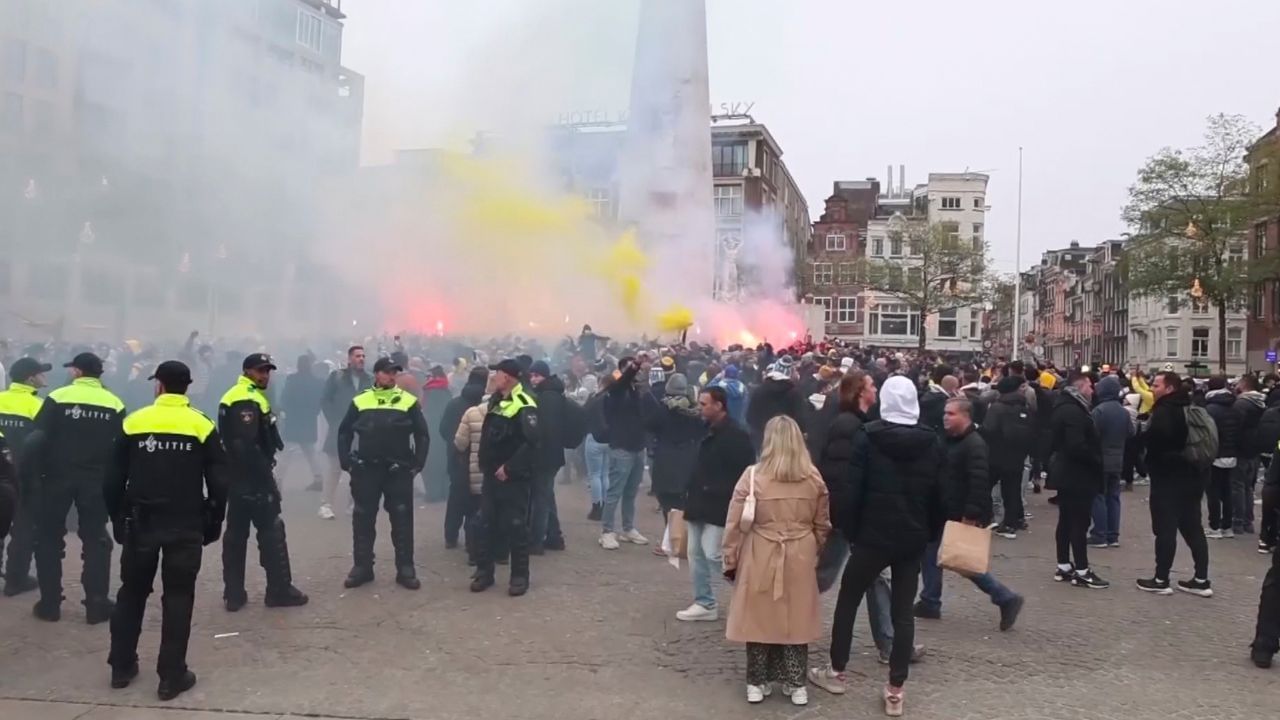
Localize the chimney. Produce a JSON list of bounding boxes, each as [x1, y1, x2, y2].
[[899, 165, 905, 197], [886, 164, 893, 197]]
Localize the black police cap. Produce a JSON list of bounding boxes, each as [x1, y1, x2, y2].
[[242, 353, 277, 372], [488, 358, 522, 378], [149, 360, 193, 388], [63, 352, 104, 376], [372, 357, 403, 374], [8, 357, 52, 383]]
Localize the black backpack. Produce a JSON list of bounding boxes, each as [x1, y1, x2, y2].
[[561, 400, 588, 449]]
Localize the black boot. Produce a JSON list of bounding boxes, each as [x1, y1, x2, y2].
[[470, 572, 495, 593], [508, 576, 529, 597], [3, 575, 38, 597], [264, 586, 309, 608], [395, 567, 421, 590], [157, 670, 197, 701], [262, 517, 307, 607], [588, 503, 602, 521], [111, 662, 139, 689], [344, 566, 374, 589], [85, 597, 115, 625], [224, 593, 248, 612], [33, 597, 61, 622]]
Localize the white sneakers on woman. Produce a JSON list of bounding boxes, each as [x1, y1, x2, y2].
[[745, 683, 807, 706]]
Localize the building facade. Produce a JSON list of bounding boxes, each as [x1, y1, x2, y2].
[[803, 180, 878, 337], [1127, 292, 1247, 377], [1246, 107, 1280, 369], [0, 0, 363, 339]]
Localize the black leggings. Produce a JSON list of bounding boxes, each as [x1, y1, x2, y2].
[[1055, 490, 1093, 569], [826, 545, 919, 687]]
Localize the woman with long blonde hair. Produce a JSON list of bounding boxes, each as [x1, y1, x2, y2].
[[722, 415, 831, 707]]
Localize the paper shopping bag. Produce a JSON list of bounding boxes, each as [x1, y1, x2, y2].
[[937, 521, 991, 577], [667, 510, 688, 560]]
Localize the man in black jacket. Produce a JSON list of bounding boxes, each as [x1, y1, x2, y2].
[[1203, 375, 1240, 538], [440, 367, 488, 550], [915, 398, 1024, 630], [676, 386, 755, 622], [1048, 371, 1108, 589], [983, 375, 1036, 538], [319, 346, 371, 520], [1253, 482, 1280, 667], [1138, 371, 1212, 597], [1232, 374, 1267, 536], [599, 358, 653, 549], [527, 361, 567, 554], [746, 355, 806, 451]]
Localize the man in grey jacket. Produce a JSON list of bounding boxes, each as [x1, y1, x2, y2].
[[1089, 375, 1133, 548]]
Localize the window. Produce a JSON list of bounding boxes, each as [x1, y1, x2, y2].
[[1, 92, 22, 133], [826, 234, 846, 251], [973, 196, 983, 209], [1192, 296, 1210, 315], [1192, 328, 1209, 358], [30, 47, 56, 88], [1273, 281, 1280, 324], [972, 223, 984, 250], [1252, 284, 1264, 318], [587, 188, 610, 218], [1228, 327, 1243, 359], [812, 297, 832, 323], [1166, 295, 1179, 315], [1165, 327, 1179, 358], [1256, 223, 1268, 259], [837, 262, 855, 285], [837, 297, 859, 323], [870, 236, 883, 256], [869, 303, 920, 336], [941, 221, 960, 245], [1, 39, 25, 85], [813, 263, 833, 285], [940, 196, 961, 210], [713, 185, 743, 216], [296, 11, 323, 52], [889, 235, 903, 257], [937, 308, 958, 338], [712, 143, 748, 176], [969, 317, 979, 339], [1229, 243, 1244, 269]]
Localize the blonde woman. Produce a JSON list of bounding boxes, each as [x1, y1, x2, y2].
[[722, 415, 831, 707]]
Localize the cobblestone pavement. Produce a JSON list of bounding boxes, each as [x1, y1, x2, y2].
[[1, 468, 1275, 720]]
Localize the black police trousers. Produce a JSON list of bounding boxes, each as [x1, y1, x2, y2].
[[474, 475, 530, 581], [109, 524, 203, 681], [222, 489, 294, 602], [444, 469, 471, 546], [350, 464, 415, 571], [35, 476, 112, 607], [3, 496, 36, 584]]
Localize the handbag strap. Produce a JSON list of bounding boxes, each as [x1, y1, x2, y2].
[[747, 465, 756, 499]]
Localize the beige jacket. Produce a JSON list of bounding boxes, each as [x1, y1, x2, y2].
[[452, 398, 488, 495], [722, 464, 831, 646]]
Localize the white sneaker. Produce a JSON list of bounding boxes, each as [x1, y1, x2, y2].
[[318, 504, 336, 520], [675, 603, 718, 622], [1221, 528, 1235, 539], [746, 684, 772, 704], [785, 686, 808, 706], [1206, 528, 1222, 539], [599, 532, 620, 550], [619, 528, 649, 545]]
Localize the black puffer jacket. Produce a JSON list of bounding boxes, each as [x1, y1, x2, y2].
[[1233, 391, 1267, 459], [943, 427, 992, 524], [1255, 391, 1280, 457], [644, 394, 705, 496], [981, 390, 1035, 472], [1146, 390, 1195, 484], [1203, 389, 1239, 459], [918, 386, 949, 434], [746, 378, 807, 446], [531, 375, 569, 472], [843, 420, 946, 555], [1047, 389, 1102, 494], [816, 409, 867, 533]]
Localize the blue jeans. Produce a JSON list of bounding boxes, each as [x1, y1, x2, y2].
[[686, 521, 724, 608], [1089, 472, 1122, 544], [866, 570, 894, 653], [603, 448, 643, 534], [529, 468, 562, 547], [584, 436, 610, 505], [919, 540, 1018, 611]]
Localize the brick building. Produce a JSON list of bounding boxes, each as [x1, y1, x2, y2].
[[1246, 107, 1280, 369], [802, 180, 879, 337]]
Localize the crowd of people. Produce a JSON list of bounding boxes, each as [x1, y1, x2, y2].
[[1, 327, 1278, 714]]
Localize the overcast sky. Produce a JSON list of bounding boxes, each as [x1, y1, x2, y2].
[[342, 0, 1280, 275]]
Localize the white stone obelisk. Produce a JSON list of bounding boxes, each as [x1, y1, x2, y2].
[[617, 0, 715, 300]]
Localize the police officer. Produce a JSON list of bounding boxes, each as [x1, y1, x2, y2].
[[0, 432, 14, 547], [28, 352, 124, 623], [337, 356, 430, 590], [105, 361, 228, 701], [219, 353, 307, 611], [471, 358, 539, 597], [0, 357, 50, 596]]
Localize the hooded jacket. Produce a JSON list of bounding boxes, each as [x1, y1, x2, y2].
[[531, 375, 569, 472], [842, 377, 945, 553], [1255, 390, 1280, 457], [1145, 389, 1194, 484], [746, 377, 807, 446], [1091, 375, 1134, 475], [816, 407, 867, 532], [1232, 390, 1266, 459], [918, 384, 949, 434], [1047, 387, 1103, 494], [1204, 388, 1240, 460], [644, 376, 704, 496], [441, 378, 487, 487], [981, 387, 1035, 472]]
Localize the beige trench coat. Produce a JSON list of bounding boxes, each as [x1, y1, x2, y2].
[[722, 464, 831, 645]]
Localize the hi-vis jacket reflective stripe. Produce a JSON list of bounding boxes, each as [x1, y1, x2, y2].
[[0, 382, 45, 453], [218, 375, 281, 489], [338, 386, 430, 469], [478, 383, 540, 479], [105, 394, 228, 523], [31, 377, 125, 482]]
